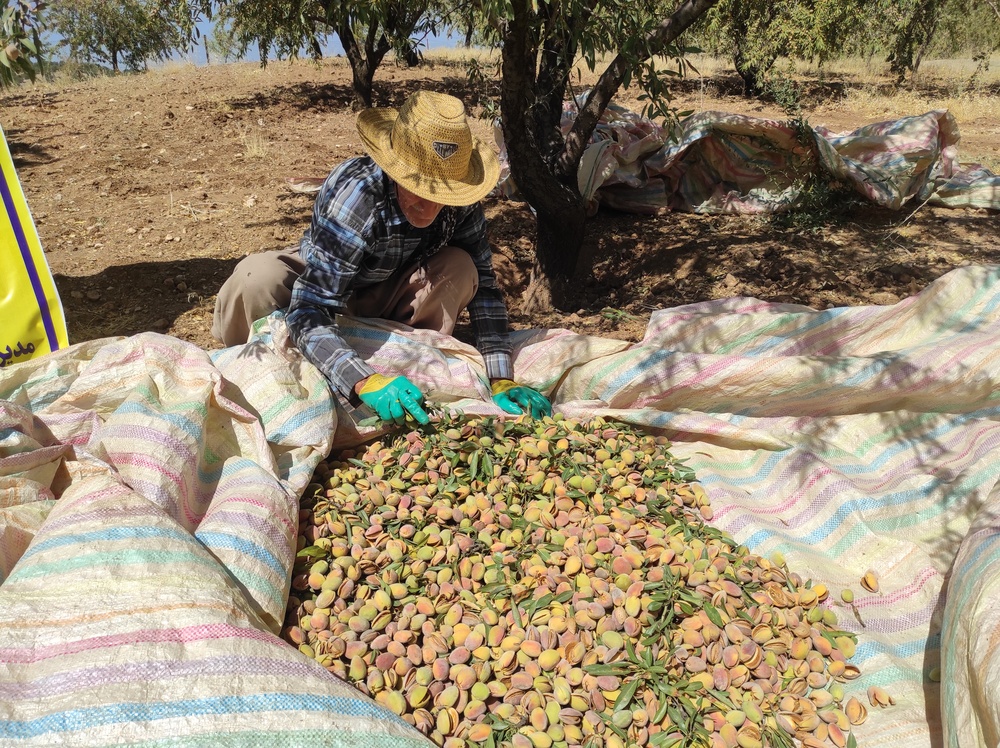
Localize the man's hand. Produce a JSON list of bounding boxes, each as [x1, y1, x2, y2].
[[357, 374, 430, 425], [490, 379, 552, 419]]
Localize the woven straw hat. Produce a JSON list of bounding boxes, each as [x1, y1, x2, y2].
[[357, 91, 500, 206]]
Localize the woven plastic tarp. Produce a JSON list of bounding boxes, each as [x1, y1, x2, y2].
[[494, 104, 1000, 215], [0, 327, 432, 747], [5, 265, 1000, 747]]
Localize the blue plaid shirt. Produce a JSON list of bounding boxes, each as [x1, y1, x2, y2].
[[286, 156, 514, 398]]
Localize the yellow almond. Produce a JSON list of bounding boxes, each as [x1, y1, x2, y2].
[[467, 723, 492, 743], [860, 571, 879, 593]]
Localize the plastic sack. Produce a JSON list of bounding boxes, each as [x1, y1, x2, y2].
[[1, 124, 68, 368]]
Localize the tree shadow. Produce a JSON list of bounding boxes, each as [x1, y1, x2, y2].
[[214, 57, 1000, 119], [53, 257, 241, 347], [672, 72, 753, 99], [222, 80, 358, 112], [211, 71, 492, 116], [486, 185, 1000, 324], [2, 126, 59, 169]]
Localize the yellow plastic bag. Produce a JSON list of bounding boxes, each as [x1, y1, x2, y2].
[[1, 124, 68, 368]]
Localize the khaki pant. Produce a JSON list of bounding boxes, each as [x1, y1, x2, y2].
[[212, 246, 479, 347]]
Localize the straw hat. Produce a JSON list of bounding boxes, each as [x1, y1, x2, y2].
[[357, 91, 500, 206]]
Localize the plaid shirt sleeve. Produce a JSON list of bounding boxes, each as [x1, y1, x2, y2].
[[450, 205, 514, 381], [285, 161, 379, 398]]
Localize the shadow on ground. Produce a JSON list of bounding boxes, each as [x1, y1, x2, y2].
[[55, 257, 241, 344]]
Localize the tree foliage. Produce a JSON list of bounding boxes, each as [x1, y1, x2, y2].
[[696, 0, 866, 95], [48, 0, 187, 73], [885, 0, 943, 81], [885, 0, 1000, 82], [932, 0, 1000, 57], [693, 0, 1000, 92], [180, 0, 437, 108], [1, 0, 44, 88]]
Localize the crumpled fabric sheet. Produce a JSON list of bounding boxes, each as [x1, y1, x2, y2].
[[0, 328, 432, 747], [5, 265, 1000, 747], [494, 102, 1000, 215]]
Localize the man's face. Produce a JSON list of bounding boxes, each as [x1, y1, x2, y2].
[[396, 185, 444, 228]]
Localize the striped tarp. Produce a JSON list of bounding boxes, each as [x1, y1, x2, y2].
[[5, 265, 1000, 746], [0, 329, 432, 747], [494, 105, 1000, 216]]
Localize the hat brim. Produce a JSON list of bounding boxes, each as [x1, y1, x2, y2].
[[357, 107, 500, 207]]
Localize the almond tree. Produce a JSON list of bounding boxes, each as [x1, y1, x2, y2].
[[49, 0, 186, 73], [695, 0, 868, 96], [183, 0, 434, 108], [695, 0, 999, 93], [486, 0, 720, 310], [887, 0, 1000, 82]]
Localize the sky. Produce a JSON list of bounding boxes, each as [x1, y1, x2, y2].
[[39, 16, 464, 68], [172, 19, 462, 66]]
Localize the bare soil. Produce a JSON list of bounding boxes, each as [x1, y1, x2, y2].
[[3, 58, 998, 349]]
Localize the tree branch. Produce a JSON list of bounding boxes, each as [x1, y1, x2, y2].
[[338, 21, 360, 67], [984, 0, 1000, 24], [558, 0, 720, 175]]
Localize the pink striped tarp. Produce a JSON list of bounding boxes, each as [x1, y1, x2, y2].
[[5, 265, 1000, 746], [494, 103, 1000, 216], [330, 264, 1000, 748], [0, 329, 432, 747]]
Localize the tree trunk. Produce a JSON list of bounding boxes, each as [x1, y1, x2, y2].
[[337, 24, 374, 109], [501, 0, 588, 312], [350, 61, 374, 109], [734, 58, 766, 96], [398, 43, 420, 67], [888, 0, 941, 85], [522, 198, 587, 313], [504, 131, 588, 312], [499, 0, 721, 310], [911, 17, 939, 82], [733, 42, 767, 96]]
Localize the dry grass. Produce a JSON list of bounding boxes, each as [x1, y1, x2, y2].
[[29, 57, 299, 98], [235, 123, 271, 160], [27, 50, 999, 115], [424, 46, 497, 65], [790, 55, 1000, 122], [13, 51, 997, 170], [793, 55, 1000, 87], [841, 84, 1000, 121]]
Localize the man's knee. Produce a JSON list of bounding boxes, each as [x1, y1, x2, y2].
[[213, 249, 301, 345], [234, 252, 285, 290], [428, 246, 478, 300]]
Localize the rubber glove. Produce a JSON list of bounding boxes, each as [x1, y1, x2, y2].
[[358, 374, 430, 426], [491, 379, 552, 419]]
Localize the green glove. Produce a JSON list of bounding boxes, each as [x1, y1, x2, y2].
[[358, 374, 430, 426], [491, 379, 552, 419]]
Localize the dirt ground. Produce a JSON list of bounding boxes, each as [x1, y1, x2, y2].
[[2, 57, 998, 350]]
